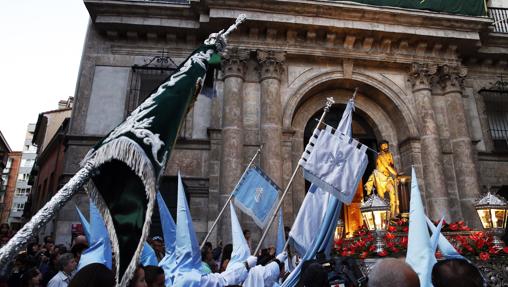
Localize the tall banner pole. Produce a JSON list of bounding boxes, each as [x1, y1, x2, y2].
[[0, 161, 95, 265], [254, 97, 335, 255], [200, 145, 263, 249]]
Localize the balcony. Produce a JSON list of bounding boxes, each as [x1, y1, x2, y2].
[[489, 7, 508, 33]]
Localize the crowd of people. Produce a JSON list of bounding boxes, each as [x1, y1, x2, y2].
[[0, 222, 488, 287]]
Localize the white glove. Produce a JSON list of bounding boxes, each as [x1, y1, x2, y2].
[[276, 252, 287, 262], [246, 256, 257, 268]]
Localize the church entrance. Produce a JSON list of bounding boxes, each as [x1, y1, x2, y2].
[[303, 104, 379, 237]]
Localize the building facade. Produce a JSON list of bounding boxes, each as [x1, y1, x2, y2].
[[28, 98, 77, 244], [7, 124, 37, 229], [1, 152, 21, 224], [55, 0, 508, 245], [0, 131, 11, 190]]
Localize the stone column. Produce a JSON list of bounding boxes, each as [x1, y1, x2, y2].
[[219, 49, 248, 242], [438, 65, 481, 226], [257, 50, 285, 247], [257, 50, 285, 187], [409, 63, 451, 220]]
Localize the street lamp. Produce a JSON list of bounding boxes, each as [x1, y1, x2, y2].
[[334, 219, 345, 241], [361, 194, 391, 253], [474, 192, 508, 248]]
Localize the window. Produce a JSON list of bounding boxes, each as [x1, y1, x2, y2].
[[480, 81, 508, 152], [15, 188, 30, 196], [13, 203, 25, 212], [21, 159, 34, 168], [17, 173, 29, 181], [5, 158, 12, 169]]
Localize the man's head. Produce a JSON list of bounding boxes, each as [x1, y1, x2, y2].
[[432, 259, 485, 287], [151, 236, 164, 254], [43, 235, 55, 251], [368, 258, 420, 287], [379, 140, 390, 153], [204, 241, 212, 252], [58, 253, 77, 274], [143, 266, 165, 287], [73, 235, 88, 247]]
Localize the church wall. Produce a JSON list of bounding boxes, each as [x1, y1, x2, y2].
[[53, 0, 508, 244]]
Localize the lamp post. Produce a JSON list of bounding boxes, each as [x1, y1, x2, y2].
[[361, 194, 391, 253], [474, 192, 508, 248], [334, 219, 345, 241]]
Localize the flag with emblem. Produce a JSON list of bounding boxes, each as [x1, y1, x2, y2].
[[232, 166, 280, 229], [299, 101, 368, 204]]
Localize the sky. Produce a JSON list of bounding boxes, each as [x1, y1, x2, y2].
[[0, 1, 89, 150]]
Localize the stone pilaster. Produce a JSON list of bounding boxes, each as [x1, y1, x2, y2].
[[409, 63, 451, 221], [219, 48, 248, 242], [257, 50, 285, 187], [438, 65, 481, 226]]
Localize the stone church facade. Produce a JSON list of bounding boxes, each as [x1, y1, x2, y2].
[[54, 0, 508, 245]]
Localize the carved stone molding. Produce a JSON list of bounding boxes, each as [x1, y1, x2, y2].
[[438, 64, 468, 93], [221, 48, 249, 80], [257, 50, 286, 81], [408, 63, 438, 91]]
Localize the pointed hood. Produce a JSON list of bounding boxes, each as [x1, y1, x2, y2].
[[157, 191, 176, 255], [156, 191, 177, 286], [140, 242, 159, 266], [75, 205, 91, 243], [426, 216, 465, 260], [172, 172, 202, 287], [226, 204, 251, 271], [406, 168, 436, 287], [78, 200, 113, 270]]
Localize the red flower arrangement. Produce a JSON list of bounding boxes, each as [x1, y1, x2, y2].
[[334, 219, 507, 262]]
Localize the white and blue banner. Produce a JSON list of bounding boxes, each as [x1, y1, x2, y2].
[[233, 166, 280, 229], [299, 125, 368, 204]]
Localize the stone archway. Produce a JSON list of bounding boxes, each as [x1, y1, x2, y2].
[[283, 76, 419, 224]]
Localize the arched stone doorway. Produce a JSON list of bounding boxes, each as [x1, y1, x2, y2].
[[284, 76, 420, 231]]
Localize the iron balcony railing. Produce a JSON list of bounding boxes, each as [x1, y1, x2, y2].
[[489, 7, 508, 33]]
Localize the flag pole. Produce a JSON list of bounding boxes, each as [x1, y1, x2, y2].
[[0, 161, 95, 265], [200, 145, 263, 249], [254, 97, 335, 255]]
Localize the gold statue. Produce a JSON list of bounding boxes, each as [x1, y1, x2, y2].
[[364, 140, 399, 217]]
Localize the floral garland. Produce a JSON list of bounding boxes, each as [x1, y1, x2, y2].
[[334, 218, 508, 261]]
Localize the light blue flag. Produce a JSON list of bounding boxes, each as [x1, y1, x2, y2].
[[406, 168, 436, 287], [426, 216, 465, 260], [232, 166, 280, 228], [140, 242, 159, 266], [156, 191, 177, 286], [283, 98, 360, 287], [226, 204, 250, 271], [300, 99, 368, 204], [75, 205, 91, 242], [172, 172, 202, 287], [288, 185, 329, 256], [276, 209, 285, 255], [77, 200, 113, 270]]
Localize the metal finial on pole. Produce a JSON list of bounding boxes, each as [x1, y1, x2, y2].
[[200, 144, 263, 249], [254, 97, 334, 255], [352, 87, 359, 100]]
